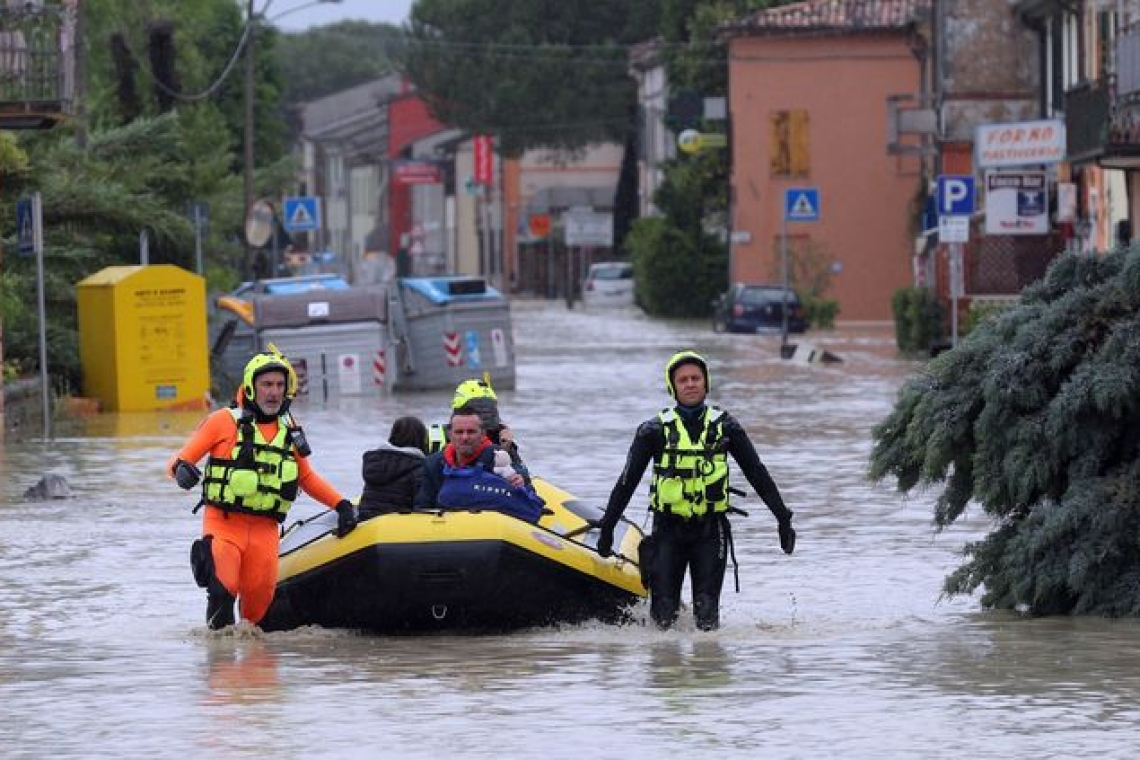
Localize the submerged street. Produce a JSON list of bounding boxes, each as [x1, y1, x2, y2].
[[2, 300, 1140, 758]]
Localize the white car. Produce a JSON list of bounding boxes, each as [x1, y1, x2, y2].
[[582, 262, 635, 308]]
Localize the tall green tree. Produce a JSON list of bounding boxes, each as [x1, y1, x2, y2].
[[1, 0, 300, 387], [82, 0, 288, 172], [869, 247, 1140, 616], [626, 0, 784, 315], [276, 21, 401, 104], [398, 0, 660, 155], [1, 115, 224, 388], [625, 149, 726, 316]]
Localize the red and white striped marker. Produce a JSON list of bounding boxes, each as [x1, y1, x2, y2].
[[373, 350, 386, 386], [443, 332, 463, 367]]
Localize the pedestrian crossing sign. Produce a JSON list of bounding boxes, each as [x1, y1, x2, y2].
[[283, 196, 321, 232], [784, 187, 820, 222]]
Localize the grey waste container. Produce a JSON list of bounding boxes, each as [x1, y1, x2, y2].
[[390, 276, 516, 391]]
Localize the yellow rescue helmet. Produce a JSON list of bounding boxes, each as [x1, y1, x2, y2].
[[452, 377, 497, 408], [241, 345, 297, 402], [664, 350, 710, 399], [451, 376, 501, 430]]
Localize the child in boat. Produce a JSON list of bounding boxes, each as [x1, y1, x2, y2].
[[358, 416, 429, 520]]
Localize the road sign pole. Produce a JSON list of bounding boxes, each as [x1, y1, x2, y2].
[[194, 204, 204, 275], [950, 243, 962, 347], [32, 192, 50, 438], [781, 211, 789, 347]]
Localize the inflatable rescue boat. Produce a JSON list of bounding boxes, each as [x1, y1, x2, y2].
[[259, 478, 647, 634]]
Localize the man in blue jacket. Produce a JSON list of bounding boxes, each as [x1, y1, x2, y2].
[[415, 404, 544, 523]]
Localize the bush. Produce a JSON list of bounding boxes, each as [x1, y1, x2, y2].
[[891, 286, 944, 354], [625, 216, 725, 317], [802, 293, 839, 330], [962, 298, 1016, 336], [871, 246, 1140, 615]]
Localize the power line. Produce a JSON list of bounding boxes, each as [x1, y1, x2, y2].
[[111, 15, 254, 103]]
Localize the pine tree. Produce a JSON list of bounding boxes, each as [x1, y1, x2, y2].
[[870, 246, 1140, 615]]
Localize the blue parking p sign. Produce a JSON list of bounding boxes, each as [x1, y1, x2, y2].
[[937, 175, 975, 216]]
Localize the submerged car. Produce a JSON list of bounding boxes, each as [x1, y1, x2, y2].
[[582, 261, 635, 308], [712, 283, 808, 334]]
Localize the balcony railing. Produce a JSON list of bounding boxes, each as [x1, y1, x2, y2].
[[1065, 80, 1110, 164], [0, 1, 76, 129], [1065, 75, 1140, 169]]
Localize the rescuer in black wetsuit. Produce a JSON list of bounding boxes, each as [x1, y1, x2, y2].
[[596, 350, 796, 631]]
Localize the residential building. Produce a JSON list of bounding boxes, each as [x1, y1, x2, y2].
[[1024, 0, 1140, 253], [504, 143, 623, 297], [629, 39, 675, 219], [724, 0, 934, 322]]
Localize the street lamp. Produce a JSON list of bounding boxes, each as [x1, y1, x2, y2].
[[243, 0, 341, 277]]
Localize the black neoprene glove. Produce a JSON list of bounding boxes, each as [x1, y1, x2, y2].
[[778, 513, 796, 555], [335, 500, 358, 538], [173, 459, 201, 490]]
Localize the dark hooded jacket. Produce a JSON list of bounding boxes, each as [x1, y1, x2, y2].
[[358, 442, 426, 519]]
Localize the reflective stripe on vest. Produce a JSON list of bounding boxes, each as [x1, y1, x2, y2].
[[650, 406, 729, 518], [202, 408, 299, 521]]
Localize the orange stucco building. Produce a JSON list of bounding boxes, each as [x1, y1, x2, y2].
[[725, 1, 931, 322]]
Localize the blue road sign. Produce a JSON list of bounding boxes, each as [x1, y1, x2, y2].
[[784, 187, 820, 222], [16, 198, 33, 256], [283, 196, 321, 232], [937, 175, 975, 216]]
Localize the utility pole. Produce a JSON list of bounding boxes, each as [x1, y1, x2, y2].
[[243, 0, 257, 281]]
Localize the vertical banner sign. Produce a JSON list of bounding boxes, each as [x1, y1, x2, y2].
[[473, 134, 493, 185]]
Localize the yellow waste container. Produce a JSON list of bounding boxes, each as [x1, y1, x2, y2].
[[76, 265, 209, 412]]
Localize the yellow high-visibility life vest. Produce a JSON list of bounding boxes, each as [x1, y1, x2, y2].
[[202, 408, 299, 521], [650, 407, 729, 518]]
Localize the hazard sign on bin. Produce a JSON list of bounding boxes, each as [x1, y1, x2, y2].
[[283, 196, 321, 232], [784, 187, 820, 222]]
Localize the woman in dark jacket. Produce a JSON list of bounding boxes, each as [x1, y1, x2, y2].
[[358, 416, 428, 520]]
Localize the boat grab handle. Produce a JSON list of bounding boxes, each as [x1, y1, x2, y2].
[[431, 604, 448, 620]]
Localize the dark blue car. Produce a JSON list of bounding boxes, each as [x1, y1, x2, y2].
[[712, 283, 808, 334]]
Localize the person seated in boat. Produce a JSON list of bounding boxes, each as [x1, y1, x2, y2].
[[415, 403, 545, 523], [427, 377, 529, 480], [357, 415, 429, 520]]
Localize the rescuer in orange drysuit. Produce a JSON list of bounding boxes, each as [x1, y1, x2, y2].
[[167, 348, 357, 629]]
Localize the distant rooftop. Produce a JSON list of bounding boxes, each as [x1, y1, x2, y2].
[[724, 0, 931, 37]]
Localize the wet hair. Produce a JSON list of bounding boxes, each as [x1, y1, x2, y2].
[[388, 415, 428, 454], [450, 403, 485, 429]]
